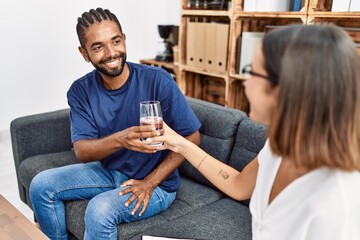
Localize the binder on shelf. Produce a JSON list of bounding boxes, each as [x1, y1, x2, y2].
[[214, 22, 229, 72], [204, 23, 217, 71], [255, 0, 291, 12], [331, 0, 351, 11], [194, 22, 206, 68], [290, 0, 302, 11], [243, 0, 256, 11], [186, 22, 197, 67], [238, 32, 265, 74], [350, 0, 360, 11], [187, 22, 229, 72]]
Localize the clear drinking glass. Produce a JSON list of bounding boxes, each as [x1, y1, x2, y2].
[[140, 101, 164, 146]]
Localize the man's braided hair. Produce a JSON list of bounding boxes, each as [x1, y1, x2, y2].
[[76, 8, 122, 47]]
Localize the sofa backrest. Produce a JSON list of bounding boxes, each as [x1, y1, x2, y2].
[[10, 108, 72, 203], [228, 117, 268, 205], [229, 117, 268, 172], [180, 97, 246, 188]]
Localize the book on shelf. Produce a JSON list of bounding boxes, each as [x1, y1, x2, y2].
[[238, 32, 265, 75], [243, 0, 256, 11], [289, 0, 302, 11], [243, 0, 292, 12], [331, 0, 351, 12], [350, 0, 360, 11]]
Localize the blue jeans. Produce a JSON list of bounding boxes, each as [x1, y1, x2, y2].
[[29, 162, 176, 240]]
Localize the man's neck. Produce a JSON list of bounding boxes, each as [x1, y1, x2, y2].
[[100, 63, 130, 90]]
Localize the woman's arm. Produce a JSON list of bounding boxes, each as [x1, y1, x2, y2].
[[153, 123, 258, 200]]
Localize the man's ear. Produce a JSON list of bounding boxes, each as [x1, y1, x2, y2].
[[78, 46, 90, 62]]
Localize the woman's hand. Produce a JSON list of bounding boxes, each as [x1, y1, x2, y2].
[[151, 122, 186, 153]]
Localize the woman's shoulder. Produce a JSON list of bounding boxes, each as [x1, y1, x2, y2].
[[307, 170, 360, 216]]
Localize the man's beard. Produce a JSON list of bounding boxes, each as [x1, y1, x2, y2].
[[91, 52, 127, 77]]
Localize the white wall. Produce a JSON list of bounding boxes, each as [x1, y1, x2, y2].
[[0, 0, 181, 131]]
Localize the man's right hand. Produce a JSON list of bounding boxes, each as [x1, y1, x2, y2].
[[73, 125, 163, 162], [117, 126, 164, 153]]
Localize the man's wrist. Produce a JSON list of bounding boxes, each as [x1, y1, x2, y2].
[[113, 131, 125, 149], [144, 175, 161, 189]]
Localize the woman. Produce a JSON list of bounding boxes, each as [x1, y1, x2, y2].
[[151, 25, 360, 239]]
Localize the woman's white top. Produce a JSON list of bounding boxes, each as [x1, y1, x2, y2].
[[249, 140, 360, 240]]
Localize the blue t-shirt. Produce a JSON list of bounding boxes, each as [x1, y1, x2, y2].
[[67, 62, 201, 192]]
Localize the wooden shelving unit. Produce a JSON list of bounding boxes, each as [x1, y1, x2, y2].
[[306, 0, 360, 54], [142, 0, 359, 113], [139, 59, 179, 78]]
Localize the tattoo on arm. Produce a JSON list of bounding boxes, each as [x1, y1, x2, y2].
[[218, 169, 229, 180]]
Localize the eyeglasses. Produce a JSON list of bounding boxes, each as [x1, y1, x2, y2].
[[241, 64, 277, 85]]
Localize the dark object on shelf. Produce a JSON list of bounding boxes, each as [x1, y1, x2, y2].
[[187, 0, 208, 9], [207, 0, 229, 10], [186, 0, 229, 10], [155, 25, 179, 62]]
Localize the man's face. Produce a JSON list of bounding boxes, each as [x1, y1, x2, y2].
[[80, 20, 127, 77]]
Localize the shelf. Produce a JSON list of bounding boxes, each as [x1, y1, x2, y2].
[[140, 59, 179, 81], [140, 59, 178, 70], [172, 0, 360, 112], [234, 0, 310, 14], [307, 12, 360, 18], [234, 11, 307, 19], [307, 15, 360, 26], [182, 9, 230, 17], [180, 65, 228, 79]]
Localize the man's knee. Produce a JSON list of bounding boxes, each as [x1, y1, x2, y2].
[[29, 169, 59, 201], [30, 171, 47, 196], [85, 196, 120, 227]]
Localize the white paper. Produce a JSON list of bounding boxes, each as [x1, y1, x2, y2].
[[239, 32, 265, 74], [332, 0, 351, 11], [349, 0, 360, 11], [255, 0, 291, 12], [244, 0, 257, 11]]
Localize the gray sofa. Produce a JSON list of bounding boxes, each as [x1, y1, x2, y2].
[[11, 97, 267, 240]]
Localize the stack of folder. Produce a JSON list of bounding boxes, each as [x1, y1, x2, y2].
[[186, 22, 229, 72]]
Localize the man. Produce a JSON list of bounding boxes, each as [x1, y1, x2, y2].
[[29, 8, 200, 240]]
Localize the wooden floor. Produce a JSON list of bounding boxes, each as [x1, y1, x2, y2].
[[0, 129, 33, 221]]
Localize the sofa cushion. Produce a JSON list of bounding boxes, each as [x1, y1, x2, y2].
[[229, 118, 268, 172], [160, 177, 224, 221], [65, 176, 224, 239], [182, 98, 246, 188], [19, 150, 79, 192], [129, 198, 252, 240]]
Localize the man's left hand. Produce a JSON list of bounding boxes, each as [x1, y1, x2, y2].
[[119, 179, 156, 217]]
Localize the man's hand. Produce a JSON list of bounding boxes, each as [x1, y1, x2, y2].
[[117, 130, 200, 217], [119, 178, 156, 217], [117, 126, 164, 153], [73, 125, 163, 162]]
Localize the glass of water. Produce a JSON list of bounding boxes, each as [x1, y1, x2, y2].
[[140, 101, 164, 146]]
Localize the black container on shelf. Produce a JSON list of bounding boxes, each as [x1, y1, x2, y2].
[[155, 25, 179, 62], [207, 0, 229, 10]]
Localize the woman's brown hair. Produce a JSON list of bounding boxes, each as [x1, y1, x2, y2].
[[263, 25, 360, 171]]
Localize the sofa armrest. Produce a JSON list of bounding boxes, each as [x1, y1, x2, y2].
[[10, 108, 72, 202]]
